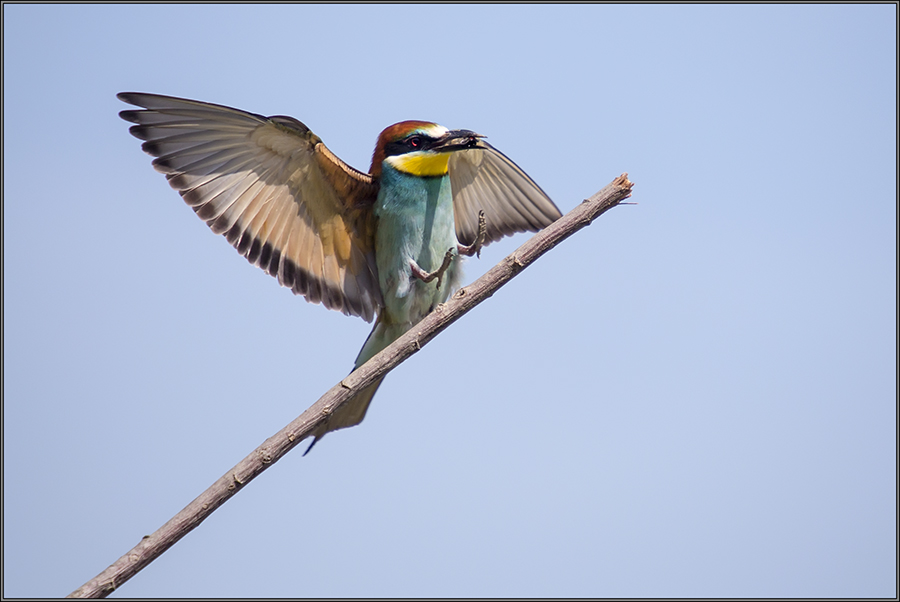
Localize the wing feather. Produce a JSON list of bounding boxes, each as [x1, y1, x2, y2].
[[448, 142, 562, 246], [118, 92, 382, 321]]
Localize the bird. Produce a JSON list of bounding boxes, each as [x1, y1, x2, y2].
[[117, 92, 562, 452]]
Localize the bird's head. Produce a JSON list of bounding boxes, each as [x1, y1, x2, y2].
[[369, 120, 484, 178]]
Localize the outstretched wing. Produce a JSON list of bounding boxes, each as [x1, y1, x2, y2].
[[448, 141, 562, 246], [118, 92, 382, 321]]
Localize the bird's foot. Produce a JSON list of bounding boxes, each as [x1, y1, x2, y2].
[[457, 210, 487, 258], [411, 248, 455, 289]]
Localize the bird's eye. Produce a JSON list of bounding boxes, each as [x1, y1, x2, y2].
[[408, 136, 422, 149]]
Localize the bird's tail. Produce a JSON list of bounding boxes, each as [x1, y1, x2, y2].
[[304, 317, 402, 454]]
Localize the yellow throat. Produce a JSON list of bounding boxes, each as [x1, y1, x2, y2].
[[385, 151, 451, 177]]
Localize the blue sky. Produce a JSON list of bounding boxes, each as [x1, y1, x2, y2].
[[3, 3, 896, 598]]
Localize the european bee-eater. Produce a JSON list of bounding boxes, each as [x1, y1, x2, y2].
[[118, 92, 562, 452]]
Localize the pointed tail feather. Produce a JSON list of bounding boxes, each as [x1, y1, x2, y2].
[[304, 316, 404, 454], [304, 377, 384, 455]]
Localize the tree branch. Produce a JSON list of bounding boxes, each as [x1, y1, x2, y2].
[[67, 174, 634, 598]]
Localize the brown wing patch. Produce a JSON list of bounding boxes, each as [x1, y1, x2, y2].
[[119, 92, 383, 321]]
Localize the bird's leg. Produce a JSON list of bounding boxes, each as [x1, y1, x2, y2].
[[410, 248, 455, 290], [457, 210, 487, 258]]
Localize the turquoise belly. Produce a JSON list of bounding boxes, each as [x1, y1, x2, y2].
[[374, 166, 462, 328]]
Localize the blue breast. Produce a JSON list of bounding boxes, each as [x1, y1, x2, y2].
[[374, 164, 463, 327]]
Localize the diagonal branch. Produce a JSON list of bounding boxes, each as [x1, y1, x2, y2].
[[67, 174, 634, 599]]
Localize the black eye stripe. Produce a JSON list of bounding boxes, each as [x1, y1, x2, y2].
[[384, 133, 435, 157]]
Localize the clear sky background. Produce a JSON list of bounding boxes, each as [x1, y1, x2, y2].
[[3, 4, 896, 598]]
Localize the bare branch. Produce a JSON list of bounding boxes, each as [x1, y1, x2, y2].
[[67, 174, 634, 598]]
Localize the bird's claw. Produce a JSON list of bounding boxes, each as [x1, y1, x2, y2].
[[458, 210, 487, 258], [412, 210, 486, 289], [411, 248, 456, 289]]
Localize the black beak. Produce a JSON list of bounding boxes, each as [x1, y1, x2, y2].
[[432, 129, 486, 153]]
